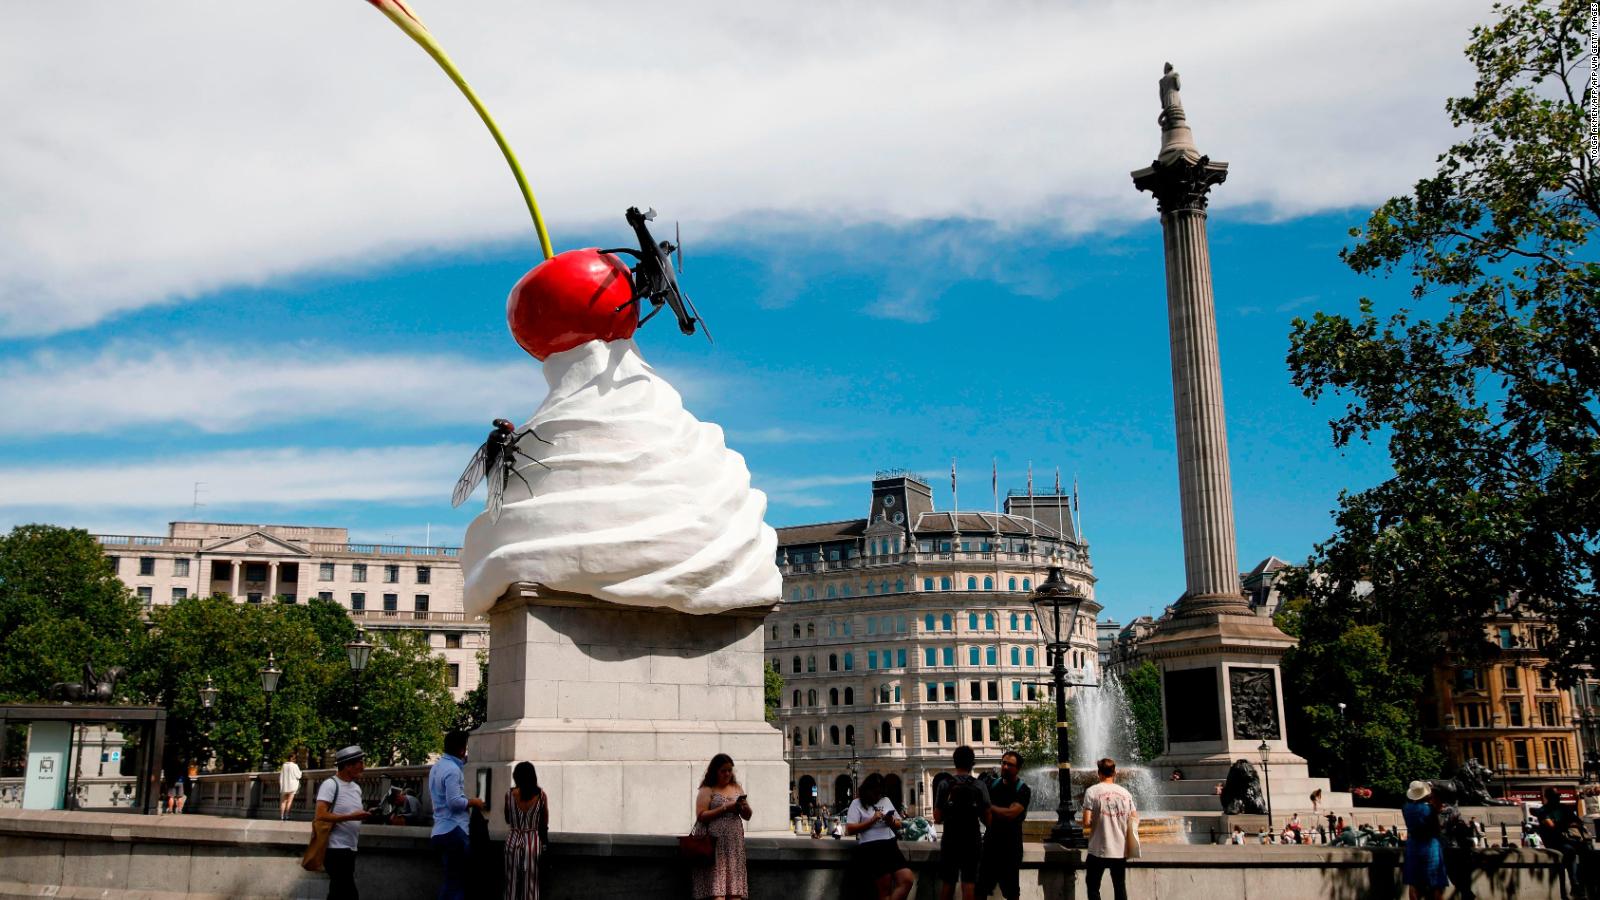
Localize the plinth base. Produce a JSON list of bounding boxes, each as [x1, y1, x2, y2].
[[468, 583, 787, 836]]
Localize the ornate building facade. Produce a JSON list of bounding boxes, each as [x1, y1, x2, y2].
[[1422, 598, 1582, 802], [766, 472, 1100, 814], [98, 521, 487, 699]]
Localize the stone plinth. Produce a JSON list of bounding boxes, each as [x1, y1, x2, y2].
[[468, 583, 786, 837]]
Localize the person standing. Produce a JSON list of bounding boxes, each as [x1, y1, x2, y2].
[[691, 753, 752, 900], [503, 761, 549, 900], [977, 751, 1031, 900], [1435, 790, 1476, 900], [316, 746, 371, 900], [279, 751, 303, 821], [1401, 781, 1447, 900], [429, 731, 487, 900], [1081, 757, 1136, 900], [845, 773, 913, 900], [1535, 786, 1588, 900], [934, 745, 991, 900]]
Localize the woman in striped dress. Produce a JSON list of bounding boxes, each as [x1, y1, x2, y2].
[[503, 762, 549, 900]]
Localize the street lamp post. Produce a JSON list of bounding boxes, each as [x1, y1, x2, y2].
[[258, 653, 281, 772], [1336, 702, 1347, 790], [1030, 566, 1087, 847], [345, 628, 374, 742], [198, 676, 219, 770], [1258, 738, 1274, 835]]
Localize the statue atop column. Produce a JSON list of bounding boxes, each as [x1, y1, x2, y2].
[[1159, 62, 1184, 127], [1150, 62, 1199, 165]]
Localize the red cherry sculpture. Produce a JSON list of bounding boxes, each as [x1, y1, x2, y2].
[[507, 248, 638, 360]]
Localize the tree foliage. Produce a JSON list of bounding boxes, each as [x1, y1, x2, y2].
[[764, 661, 783, 724], [451, 651, 489, 733], [996, 700, 1074, 769], [1120, 662, 1165, 764], [0, 525, 145, 703], [1285, 0, 1598, 679]]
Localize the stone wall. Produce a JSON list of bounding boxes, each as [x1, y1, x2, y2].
[[0, 810, 1583, 899]]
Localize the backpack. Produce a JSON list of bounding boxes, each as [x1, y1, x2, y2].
[[940, 776, 982, 829]]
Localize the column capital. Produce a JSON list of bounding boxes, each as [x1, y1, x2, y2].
[[1131, 155, 1230, 215]]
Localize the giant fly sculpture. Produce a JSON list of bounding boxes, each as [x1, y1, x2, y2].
[[451, 419, 550, 523]]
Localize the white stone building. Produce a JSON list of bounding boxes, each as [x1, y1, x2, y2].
[[767, 473, 1100, 814], [97, 521, 487, 699]]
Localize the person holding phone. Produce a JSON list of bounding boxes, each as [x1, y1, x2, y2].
[[691, 754, 751, 900], [846, 773, 914, 900]]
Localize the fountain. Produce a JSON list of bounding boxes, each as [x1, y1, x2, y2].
[[1017, 675, 1188, 843]]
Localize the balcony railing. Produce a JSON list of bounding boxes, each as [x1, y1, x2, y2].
[[349, 609, 473, 624], [96, 534, 459, 559], [778, 549, 1090, 578]]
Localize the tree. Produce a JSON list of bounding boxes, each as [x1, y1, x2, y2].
[[995, 700, 1074, 769], [1120, 662, 1165, 763], [764, 661, 783, 724], [355, 630, 455, 765], [451, 651, 489, 732], [1286, 0, 1598, 679], [0, 525, 145, 703]]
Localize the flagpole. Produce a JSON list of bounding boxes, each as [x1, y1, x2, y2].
[[1055, 467, 1064, 559], [992, 458, 999, 517]]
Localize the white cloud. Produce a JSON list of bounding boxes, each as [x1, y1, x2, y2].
[[0, 346, 542, 437], [0, 445, 467, 510], [0, 0, 1490, 336]]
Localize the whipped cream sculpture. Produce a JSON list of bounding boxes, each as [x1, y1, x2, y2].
[[460, 339, 780, 617]]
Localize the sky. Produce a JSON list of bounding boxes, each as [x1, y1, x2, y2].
[[0, 0, 1497, 625]]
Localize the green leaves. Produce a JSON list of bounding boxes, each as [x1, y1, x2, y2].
[[763, 661, 783, 724], [1120, 662, 1165, 764], [996, 701, 1070, 769]]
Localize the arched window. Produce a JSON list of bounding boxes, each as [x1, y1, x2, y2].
[[865, 582, 875, 595], [807, 689, 818, 706], [806, 587, 815, 600], [829, 687, 839, 706], [807, 622, 815, 637], [1010, 612, 1019, 630], [984, 577, 993, 591], [792, 656, 801, 674], [1022, 579, 1031, 591], [791, 588, 800, 601], [829, 726, 840, 746], [1009, 578, 1017, 591], [771, 625, 779, 639], [986, 646, 997, 666], [792, 622, 801, 638], [881, 580, 890, 594], [879, 684, 890, 703], [985, 612, 995, 630], [1026, 648, 1036, 666], [966, 577, 977, 590], [808, 726, 819, 745], [881, 722, 892, 744], [942, 614, 953, 631], [969, 647, 980, 665], [844, 687, 854, 705], [842, 584, 852, 597], [1011, 647, 1020, 666], [807, 655, 817, 673], [845, 725, 855, 746], [925, 614, 936, 631], [969, 612, 979, 630], [828, 621, 837, 637], [895, 579, 905, 592], [827, 585, 836, 598], [829, 654, 838, 672], [793, 728, 802, 746], [941, 577, 952, 591], [1023, 613, 1032, 630], [844, 653, 854, 671], [792, 689, 801, 707]]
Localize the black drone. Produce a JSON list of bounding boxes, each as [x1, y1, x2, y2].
[[451, 418, 550, 523], [604, 206, 712, 342]]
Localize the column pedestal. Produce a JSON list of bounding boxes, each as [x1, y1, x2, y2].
[[468, 583, 788, 836]]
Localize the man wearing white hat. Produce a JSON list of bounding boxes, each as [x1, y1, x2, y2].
[[316, 746, 371, 900]]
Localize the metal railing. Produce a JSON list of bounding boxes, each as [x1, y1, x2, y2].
[[188, 765, 435, 821]]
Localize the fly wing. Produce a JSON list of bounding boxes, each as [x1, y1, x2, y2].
[[485, 460, 509, 524], [451, 443, 489, 508]]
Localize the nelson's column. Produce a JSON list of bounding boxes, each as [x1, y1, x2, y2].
[[1131, 64, 1342, 813]]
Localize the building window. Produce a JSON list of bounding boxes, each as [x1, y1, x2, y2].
[[1538, 669, 1555, 691], [986, 646, 997, 666], [969, 613, 979, 631], [807, 623, 815, 637], [843, 620, 853, 636], [319, 563, 335, 581], [247, 592, 262, 603], [1460, 703, 1488, 728], [972, 718, 984, 742], [415, 594, 429, 613], [794, 690, 802, 707], [894, 685, 902, 702], [351, 592, 365, 611], [808, 656, 817, 673], [318, 591, 333, 601], [928, 720, 939, 743], [808, 726, 820, 745], [1540, 701, 1559, 727], [794, 728, 803, 746], [867, 618, 877, 635], [1503, 668, 1519, 690], [281, 593, 297, 604], [943, 682, 956, 702], [1012, 681, 1021, 700], [925, 614, 935, 631], [987, 681, 998, 701], [1022, 580, 1031, 592], [806, 587, 815, 600], [792, 656, 801, 674], [830, 726, 840, 746], [808, 689, 818, 706], [985, 612, 995, 630], [173, 558, 190, 577], [944, 720, 957, 742], [1546, 738, 1570, 771], [925, 648, 937, 667], [383, 593, 398, 612], [844, 687, 854, 705], [827, 585, 836, 598], [970, 681, 982, 701], [895, 580, 905, 593], [830, 688, 840, 706], [1458, 668, 1482, 692], [384, 565, 400, 583], [1011, 647, 1021, 666], [969, 647, 981, 666], [352, 564, 367, 583], [445, 633, 462, 649], [449, 664, 460, 687], [245, 563, 267, 582], [897, 649, 907, 668], [984, 577, 993, 591], [1009, 579, 1017, 592], [107, 556, 119, 573], [417, 566, 431, 585], [1512, 740, 1531, 771], [137, 586, 153, 604], [829, 654, 839, 672], [139, 557, 156, 576], [926, 682, 937, 701], [1025, 648, 1035, 666], [791, 589, 800, 602], [1498, 627, 1516, 649], [843, 653, 854, 671], [868, 651, 878, 670], [942, 614, 953, 631], [882, 722, 892, 744], [171, 587, 188, 602], [896, 616, 906, 633], [1507, 700, 1524, 727]]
